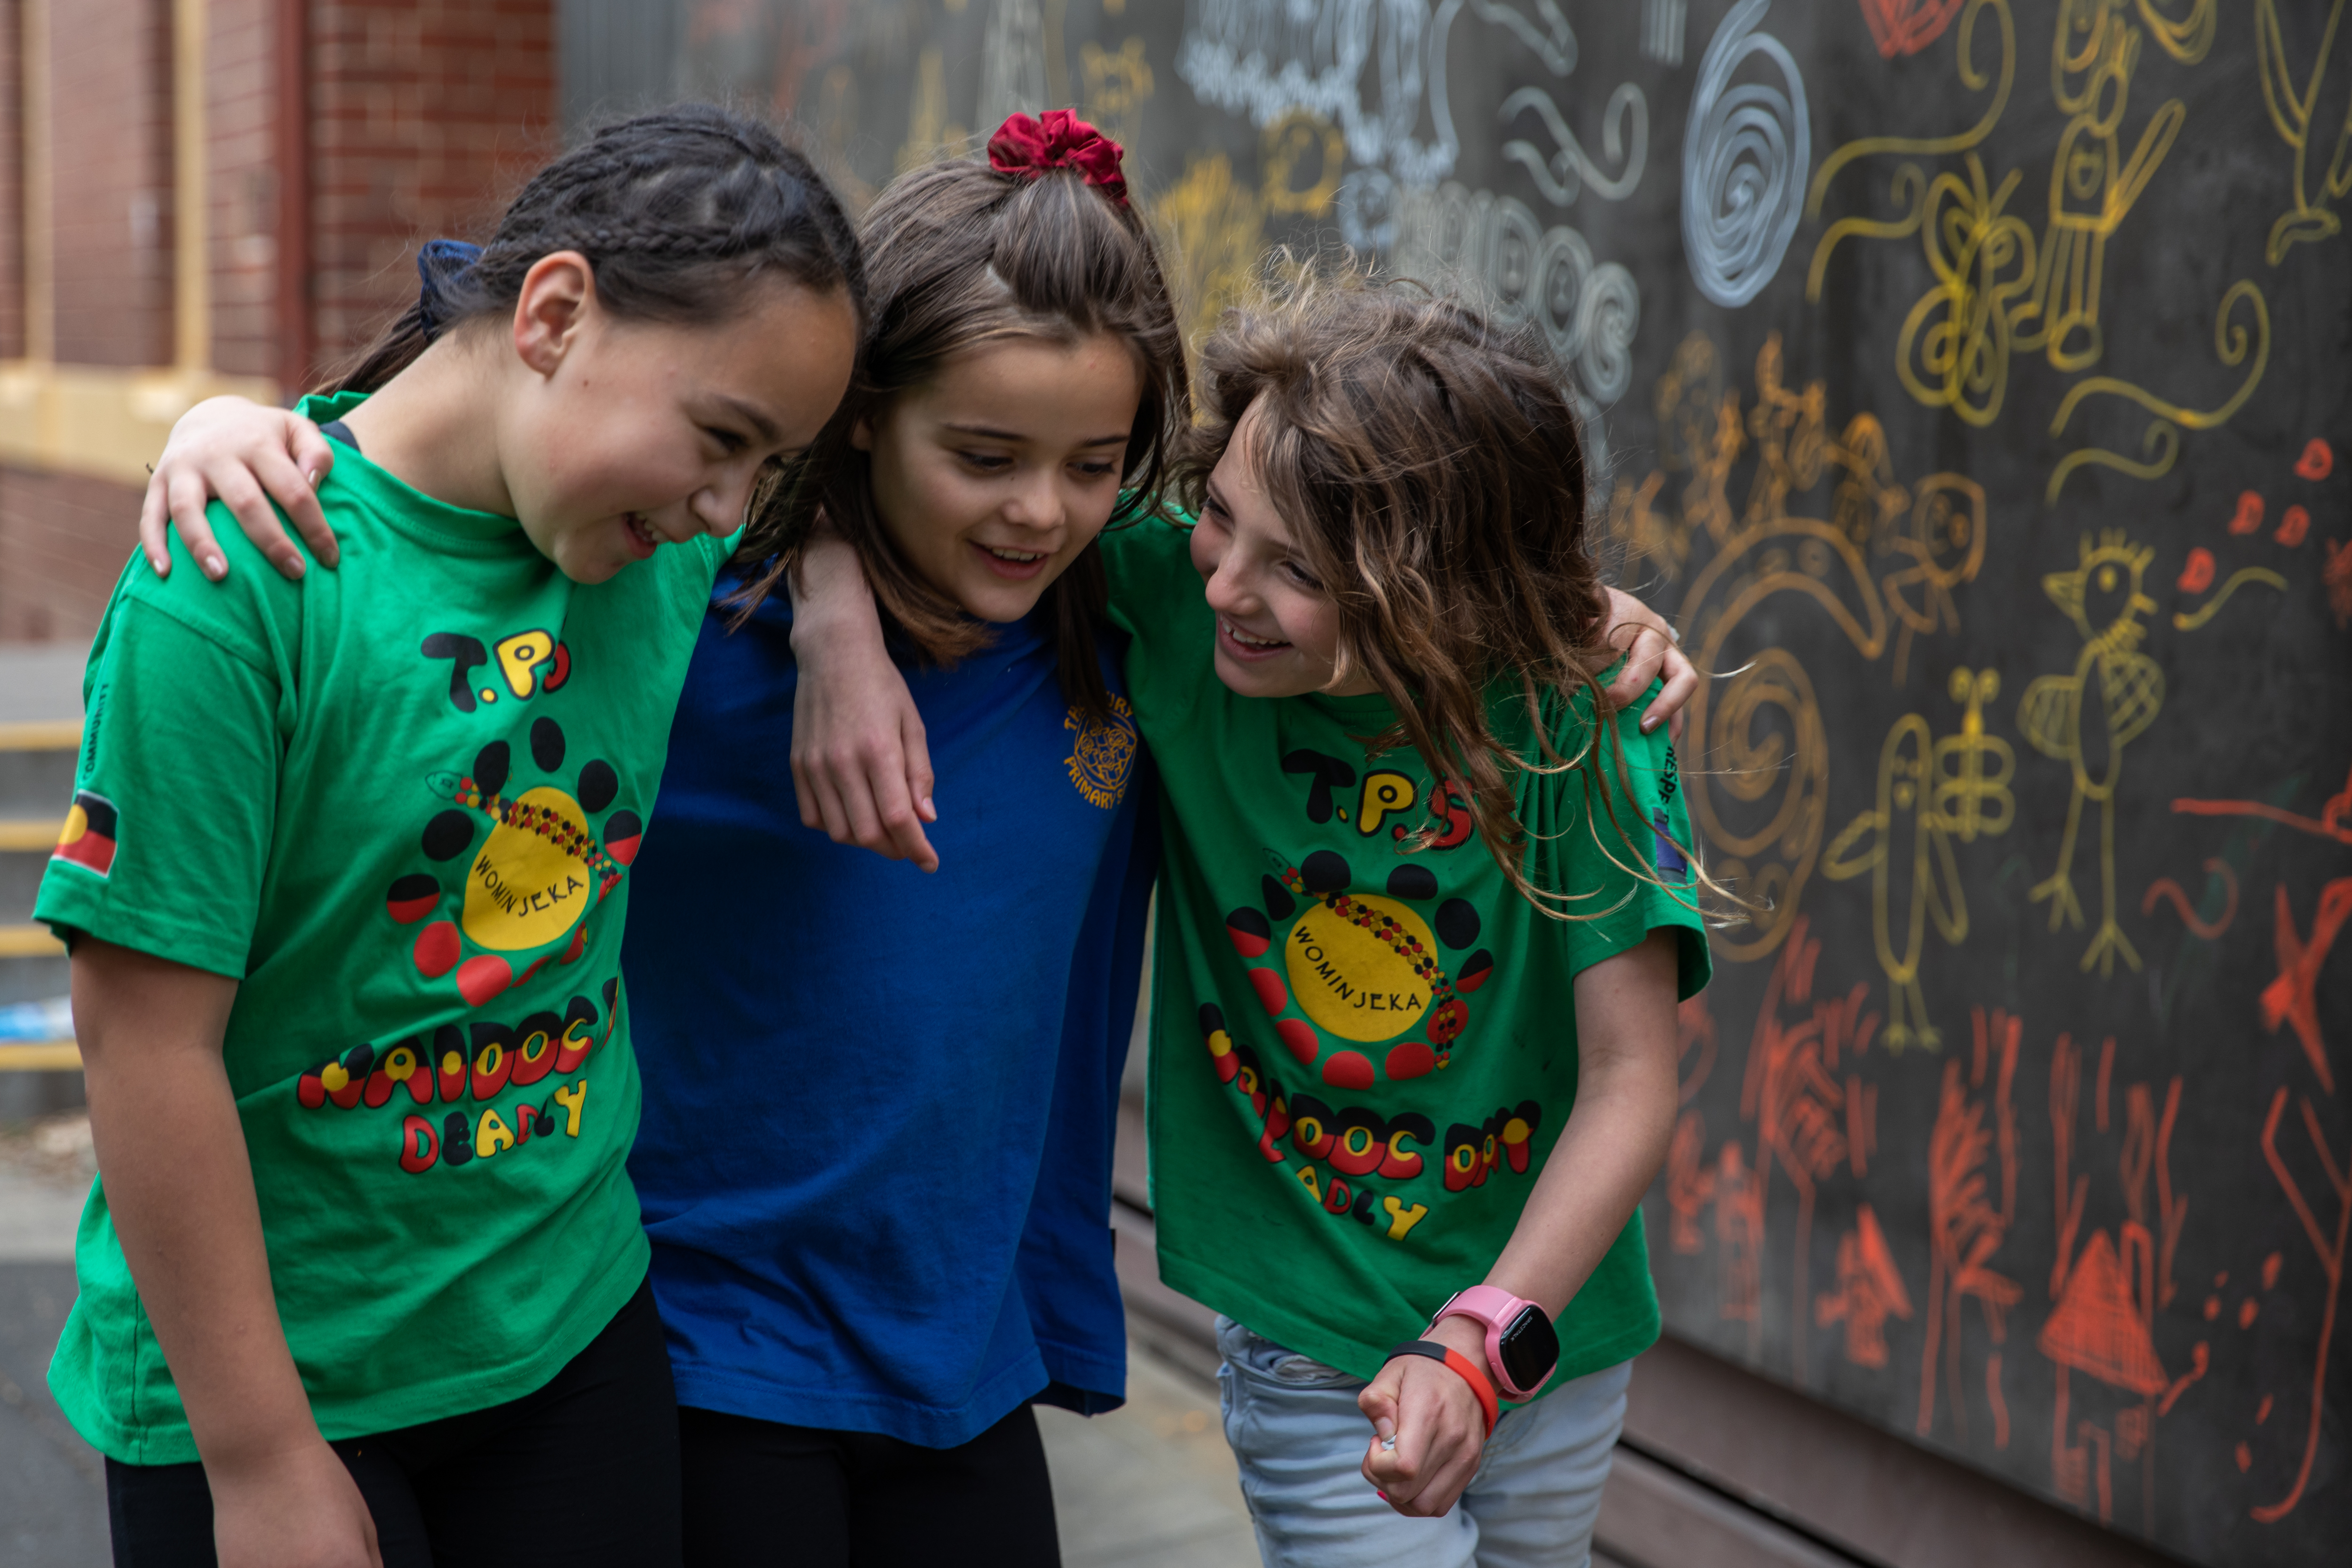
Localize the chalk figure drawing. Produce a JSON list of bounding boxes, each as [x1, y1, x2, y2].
[[1683, 0, 1811, 308], [2017, 532, 2164, 977]]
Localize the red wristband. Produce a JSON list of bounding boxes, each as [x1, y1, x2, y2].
[[1384, 1339, 1499, 1438]]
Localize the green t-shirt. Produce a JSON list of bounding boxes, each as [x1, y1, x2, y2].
[[34, 393, 736, 1463], [1104, 517, 1709, 1392]]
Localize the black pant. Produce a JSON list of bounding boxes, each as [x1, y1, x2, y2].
[[678, 1402, 1060, 1568], [106, 1276, 681, 1568]]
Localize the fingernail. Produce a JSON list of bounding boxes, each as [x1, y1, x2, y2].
[[304, 469, 319, 488], [205, 555, 226, 579]]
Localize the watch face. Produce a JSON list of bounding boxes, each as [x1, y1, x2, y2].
[[1496, 1306, 1560, 1391]]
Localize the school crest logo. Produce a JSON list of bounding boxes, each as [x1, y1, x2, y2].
[[1065, 695, 1139, 808]]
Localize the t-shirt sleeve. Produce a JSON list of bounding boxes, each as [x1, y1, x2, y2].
[[1097, 512, 1199, 640], [34, 583, 288, 980], [1542, 687, 1712, 1000]]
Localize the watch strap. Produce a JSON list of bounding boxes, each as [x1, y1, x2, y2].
[[1384, 1339, 1498, 1437]]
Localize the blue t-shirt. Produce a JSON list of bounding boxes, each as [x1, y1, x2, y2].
[[624, 573, 1156, 1446]]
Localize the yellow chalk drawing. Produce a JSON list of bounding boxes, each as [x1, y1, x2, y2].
[[1806, 0, 2265, 504], [1608, 334, 1992, 963], [1806, 0, 2017, 219], [1933, 667, 2016, 846], [2046, 280, 2270, 503], [1822, 670, 2014, 1052], [1883, 476, 1988, 687], [2134, 0, 2214, 64], [1150, 153, 1267, 353], [2255, 0, 2352, 263], [1825, 716, 1963, 1051], [2171, 566, 2289, 631], [1081, 36, 1154, 151], [896, 48, 972, 175], [1262, 111, 1348, 217], [2017, 531, 2163, 977]]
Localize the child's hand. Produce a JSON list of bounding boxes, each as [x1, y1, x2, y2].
[[140, 397, 339, 582], [1357, 1317, 1490, 1517], [207, 1437, 382, 1567], [1598, 586, 1695, 739], [788, 527, 940, 872]]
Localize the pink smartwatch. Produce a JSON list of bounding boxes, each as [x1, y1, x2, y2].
[[1433, 1285, 1559, 1401]]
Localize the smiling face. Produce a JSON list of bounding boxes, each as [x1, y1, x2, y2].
[[1190, 398, 1377, 700], [855, 333, 1142, 623], [500, 272, 861, 583]]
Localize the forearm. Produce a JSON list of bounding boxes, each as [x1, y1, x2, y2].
[[786, 522, 885, 657], [1466, 929, 1681, 1322], [76, 943, 319, 1468], [1478, 1067, 1677, 1321]]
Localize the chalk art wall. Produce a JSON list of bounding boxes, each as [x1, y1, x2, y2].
[[563, 4, 2351, 1560]]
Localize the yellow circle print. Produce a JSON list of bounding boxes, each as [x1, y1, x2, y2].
[[1283, 894, 1437, 1043], [462, 785, 593, 951]]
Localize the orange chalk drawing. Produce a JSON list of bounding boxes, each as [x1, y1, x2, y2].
[[2295, 438, 2335, 480], [1818, 1202, 1915, 1368], [1846, 1074, 1877, 1178], [2042, 1230, 2168, 1523], [2229, 491, 2265, 534], [1859, 0, 1966, 58], [2139, 857, 2238, 939], [2318, 539, 2352, 628], [2176, 546, 2216, 593], [1740, 918, 1875, 1382], [2174, 758, 2352, 847], [1715, 1138, 1765, 1333], [2277, 505, 2312, 547], [1678, 992, 1718, 1106], [1917, 1008, 2021, 1442], [2252, 1087, 2351, 1523], [1665, 1109, 1715, 1255], [2260, 877, 2352, 1095], [2040, 1027, 2188, 1534]]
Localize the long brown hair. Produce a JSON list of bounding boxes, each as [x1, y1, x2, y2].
[[739, 153, 1187, 719], [1172, 272, 1703, 918]]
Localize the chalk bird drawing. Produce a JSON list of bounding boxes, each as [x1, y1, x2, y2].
[[2017, 530, 2163, 976]]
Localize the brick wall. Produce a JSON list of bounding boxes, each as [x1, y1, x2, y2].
[[0, 0, 21, 360], [51, 0, 173, 367], [309, 0, 556, 376], [0, 468, 140, 643]]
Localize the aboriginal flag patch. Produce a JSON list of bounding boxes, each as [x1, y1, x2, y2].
[[1651, 808, 1688, 876], [53, 791, 119, 878]]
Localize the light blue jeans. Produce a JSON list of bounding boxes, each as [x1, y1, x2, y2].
[[1215, 1317, 1629, 1568]]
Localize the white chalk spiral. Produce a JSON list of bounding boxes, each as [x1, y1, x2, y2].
[[1681, 0, 1809, 309]]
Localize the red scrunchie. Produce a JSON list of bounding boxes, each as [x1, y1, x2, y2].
[[986, 110, 1128, 207]]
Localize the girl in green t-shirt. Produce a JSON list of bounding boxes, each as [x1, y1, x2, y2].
[[795, 277, 1718, 1568], [40, 107, 859, 1566]]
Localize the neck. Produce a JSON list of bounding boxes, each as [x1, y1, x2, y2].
[[338, 333, 515, 517]]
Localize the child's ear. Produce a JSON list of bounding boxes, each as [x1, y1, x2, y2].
[[511, 251, 596, 377]]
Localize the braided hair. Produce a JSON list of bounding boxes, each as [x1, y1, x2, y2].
[[333, 103, 866, 395]]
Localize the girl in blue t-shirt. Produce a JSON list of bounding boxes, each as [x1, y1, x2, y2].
[[143, 125, 1698, 1568]]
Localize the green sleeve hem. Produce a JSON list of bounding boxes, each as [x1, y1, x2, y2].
[[36, 886, 254, 980]]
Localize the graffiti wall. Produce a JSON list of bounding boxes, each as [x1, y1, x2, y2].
[[565, 2, 2351, 1560]]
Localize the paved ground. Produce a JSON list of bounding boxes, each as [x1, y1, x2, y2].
[[0, 1117, 108, 1568], [0, 1112, 1259, 1568]]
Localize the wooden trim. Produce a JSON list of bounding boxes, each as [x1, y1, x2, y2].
[[0, 816, 61, 850], [173, 0, 208, 373], [0, 924, 64, 957], [0, 719, 80, 750], [0, 360, 277, 482], [0, 1042, 78, 1071]]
